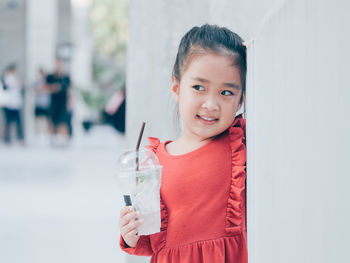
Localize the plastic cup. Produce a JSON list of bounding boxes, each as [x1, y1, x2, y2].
[[117, 147, 162, 235]]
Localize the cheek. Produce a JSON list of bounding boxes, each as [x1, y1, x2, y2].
[[177, 96, 191, 117], [178, 95, 200, 119], [179, 98, 194, 115], [222, 98, 238, 109], [222, 100, 240, 117], [179, 90, 197, 106]]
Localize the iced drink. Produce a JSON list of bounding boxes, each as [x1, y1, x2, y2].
[[117, 147, 162, 235]]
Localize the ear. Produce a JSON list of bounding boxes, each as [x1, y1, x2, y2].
[[171, 75, 180, 102]]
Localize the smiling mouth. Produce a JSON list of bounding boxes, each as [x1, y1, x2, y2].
[[197, 115, 219, 124]]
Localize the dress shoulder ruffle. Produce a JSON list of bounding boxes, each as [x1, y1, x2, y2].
[[146, 137, 161, 153], [146, 137, 169, 253], [226, 114, 247, 236]]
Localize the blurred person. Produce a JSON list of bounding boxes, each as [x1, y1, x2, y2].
[[66, 90, 73, 138], [1, 63, 24, 145], [46, 58, 71, 146], [103, 87, 125, 134], [33, 68, 50, 143]]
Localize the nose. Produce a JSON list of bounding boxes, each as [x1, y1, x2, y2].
[[201, 95, 219, 111]]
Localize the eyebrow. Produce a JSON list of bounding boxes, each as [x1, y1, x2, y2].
[[192, 77, 241, 90], [223, 82, 241, 90]]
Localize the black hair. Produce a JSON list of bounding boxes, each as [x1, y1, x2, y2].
[[172, 24, 247, 103]]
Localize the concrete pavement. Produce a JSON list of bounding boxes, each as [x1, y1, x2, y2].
[[0, 126, 147, 263]]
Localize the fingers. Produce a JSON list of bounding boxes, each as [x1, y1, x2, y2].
[[124, 229, 138, 240], [119, 209, 140, 227], [121, 218, 143, 236], [119, 206, 135, 226], [119, 206, 143, 247], [120, 206, 133, 217]]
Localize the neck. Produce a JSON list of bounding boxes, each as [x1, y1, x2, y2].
[[166, 134, 212, 156], [176, 131, 212, 149]]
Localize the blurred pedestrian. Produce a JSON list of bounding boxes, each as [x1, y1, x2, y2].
[[46, 58, 71, 146], [104, 87, 125, 134], [1, 63, 24, 145], [33, 68, 50, 143]]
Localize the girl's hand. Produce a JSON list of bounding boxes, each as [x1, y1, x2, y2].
[[119, 206, 143, 247]]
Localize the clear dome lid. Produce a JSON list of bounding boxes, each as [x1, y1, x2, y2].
[[117, 147, 160, 175]]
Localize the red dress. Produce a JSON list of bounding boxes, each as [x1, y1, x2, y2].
[[120, 116, 247, 263]]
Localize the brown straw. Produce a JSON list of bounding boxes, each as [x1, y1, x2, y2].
[[136, 122, 146, 171]]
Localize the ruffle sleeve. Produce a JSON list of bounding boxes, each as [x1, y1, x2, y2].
[[226, 114, 247, 236], [119, 235, 153, 256], [147, 137, 169, 253]]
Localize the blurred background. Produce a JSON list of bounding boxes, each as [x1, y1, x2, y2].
[[1, 0, 349, 263]]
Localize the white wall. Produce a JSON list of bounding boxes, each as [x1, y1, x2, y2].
[[246, 0, 350, 262]]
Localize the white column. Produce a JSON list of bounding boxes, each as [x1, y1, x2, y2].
[[25, 0, 58, 142], [71, 0, 93, 134]]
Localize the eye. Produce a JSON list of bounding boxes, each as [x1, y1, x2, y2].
[[221, 90, 234, 96], [192, 85, 205, 91]]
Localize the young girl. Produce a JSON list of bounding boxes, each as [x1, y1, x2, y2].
[[119, 24, 247, 263]]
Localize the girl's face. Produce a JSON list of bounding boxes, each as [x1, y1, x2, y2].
[[172, 52, 243, 142]]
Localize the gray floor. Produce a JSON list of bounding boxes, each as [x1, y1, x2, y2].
[[0, 126, 137, 263]]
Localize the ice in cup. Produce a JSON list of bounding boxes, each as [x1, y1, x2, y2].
[[117, 147, 162, 235]]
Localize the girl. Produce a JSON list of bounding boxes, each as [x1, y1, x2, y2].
[[119, 24, 247, 263]]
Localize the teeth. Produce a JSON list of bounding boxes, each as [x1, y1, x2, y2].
[[201, 116, 216, 121]]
